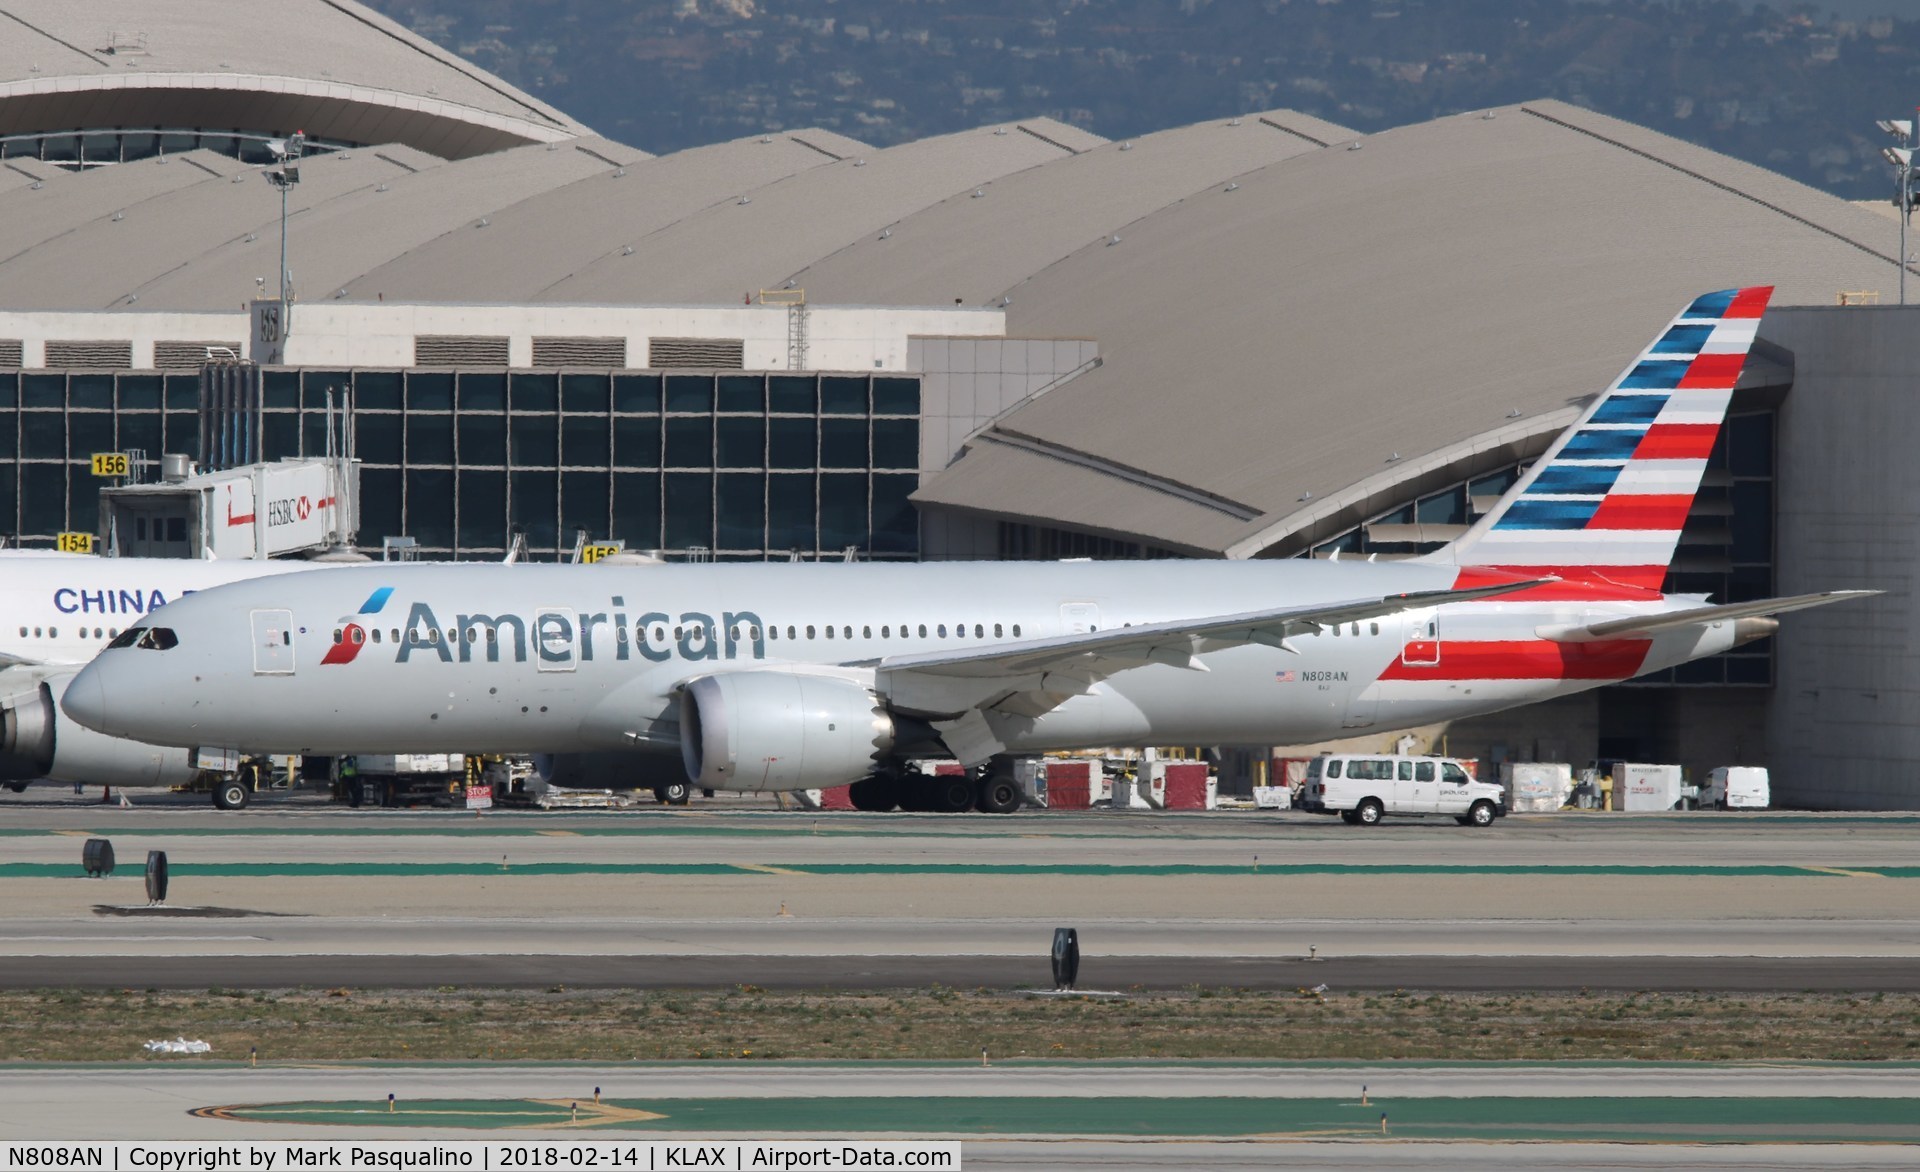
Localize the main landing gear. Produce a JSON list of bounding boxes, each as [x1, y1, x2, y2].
[[849, 765, 1026, 814]]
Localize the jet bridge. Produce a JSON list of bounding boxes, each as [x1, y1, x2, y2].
[[100, 456, 359, 560]]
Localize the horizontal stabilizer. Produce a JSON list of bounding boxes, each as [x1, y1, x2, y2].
[[1541, 591, 1878, 643]]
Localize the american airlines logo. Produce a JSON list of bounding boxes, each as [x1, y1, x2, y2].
[[321, 588, 769, 667]]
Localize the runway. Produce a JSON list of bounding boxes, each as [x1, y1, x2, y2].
[[6, 801, 1920, 990]]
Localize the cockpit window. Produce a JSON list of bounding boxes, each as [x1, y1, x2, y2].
[[107, 626, 145, 650], [137, 627, 178, 650]]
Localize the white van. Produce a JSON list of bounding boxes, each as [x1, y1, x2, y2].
[[1702, 766, 1769, 810], [1299, 754, 1506, 827]]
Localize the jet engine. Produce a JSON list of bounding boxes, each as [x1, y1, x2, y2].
[[0, 671, 197, 788], [680, 671, 895, 792]]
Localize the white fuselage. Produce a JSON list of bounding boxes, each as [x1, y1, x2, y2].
[[63, 559, 1733, 781]]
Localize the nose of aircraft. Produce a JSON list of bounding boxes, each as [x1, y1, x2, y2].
[[61, 664, 110, 733]]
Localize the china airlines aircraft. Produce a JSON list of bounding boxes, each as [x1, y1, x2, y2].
[[65, 288, 1873, 814], [0, 551, 322, 802]]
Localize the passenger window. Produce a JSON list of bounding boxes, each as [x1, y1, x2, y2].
[[863, 626, 872, 639], [937, 624, 947, 637], [1327, 760, 1343, 779], [806, 626, 815, 639], [1013, 624, 1021, 637], [994, 623, 1003, 638], [332, 629, 344, 645], [1398, 760, 1412, 781], [730, 626, 741, 641], [918, 624, 927, 637], [825, 626, 835, 639], [349, 627, 365, 646], [372, 629, 382, 644], [787, 626, 796, 640], [47, 627, 56, 639], [1443, 763, 1468, 784], [1416, 761, 1435, 782], [844, 626, 852, 639], [881, 626, 890, 638], [1370, 622, 1379, 636]]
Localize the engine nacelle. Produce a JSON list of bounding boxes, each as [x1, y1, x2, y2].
[[0, 672, 198, 788], [533, 750, 685, 790], [680, 671, 894, 792]]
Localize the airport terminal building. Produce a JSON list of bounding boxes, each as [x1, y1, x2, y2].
[[1, 0, 1917, 806]]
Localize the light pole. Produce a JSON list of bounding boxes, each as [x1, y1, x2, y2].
[[264, 131, 304, 344], [1877, 116, 1917, 304]]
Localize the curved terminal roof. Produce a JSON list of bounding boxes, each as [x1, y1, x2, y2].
[[789, 109, 1354, 309], [348, 130, 872, 304], [533, 119, 1108, 304], [914, 100, 1907, 556], [0, 0, 586, 159], [0, 144, 441, 310], [133, 137, 644, 311]]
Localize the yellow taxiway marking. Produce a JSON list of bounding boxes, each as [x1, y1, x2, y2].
[[734, 863, 809, 876], [54, 830, 98, 838], [525, 1099, 667, 1127], [536, 830, 581, 837], [1802, 866, 1886, 879]]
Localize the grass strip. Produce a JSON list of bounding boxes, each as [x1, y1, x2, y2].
[[11, 987, 1920, 1064]]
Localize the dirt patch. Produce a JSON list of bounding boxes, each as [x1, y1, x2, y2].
[[7, 986, 1920, 1064]]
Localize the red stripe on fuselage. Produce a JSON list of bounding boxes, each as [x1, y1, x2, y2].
[[1633, 423, 1719, 460], [1585, 494, 1693, 531], [1377, 639, 1652, 682], [1452, 566, 1666, 601]]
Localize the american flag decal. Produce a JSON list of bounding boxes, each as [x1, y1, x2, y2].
[[1275, 670, 1296, 682]]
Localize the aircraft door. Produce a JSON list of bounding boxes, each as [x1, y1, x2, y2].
[[1060, 602, 1102, 634], [1402, 610, 1440, 667], [251, 609, 295, 675]]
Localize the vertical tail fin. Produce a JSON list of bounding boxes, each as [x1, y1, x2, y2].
[[1438, 286, 1773, 591]]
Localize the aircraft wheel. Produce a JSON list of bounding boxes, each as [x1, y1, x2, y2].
[[212, 778, 251, 811], [973, 774, 1022, 815], [1355, 799, 1383, 826], [658, 781, 691, 806], [932, 776, 975, 814], [4, 782, 26, 793], [848, 777, 899, 812], [1467, 801, 1496, 827]]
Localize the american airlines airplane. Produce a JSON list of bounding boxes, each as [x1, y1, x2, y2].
[[64, 288, 1873, 815], [0, 551, 321, 805]]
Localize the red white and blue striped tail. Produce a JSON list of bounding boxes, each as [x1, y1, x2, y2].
[[1437, 286, 1773, 594]]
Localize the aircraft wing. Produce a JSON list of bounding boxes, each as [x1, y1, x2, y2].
[[1544, 590, 1878, 643], [871, 578, 1547, 763], [0, 651, 43, 669]]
